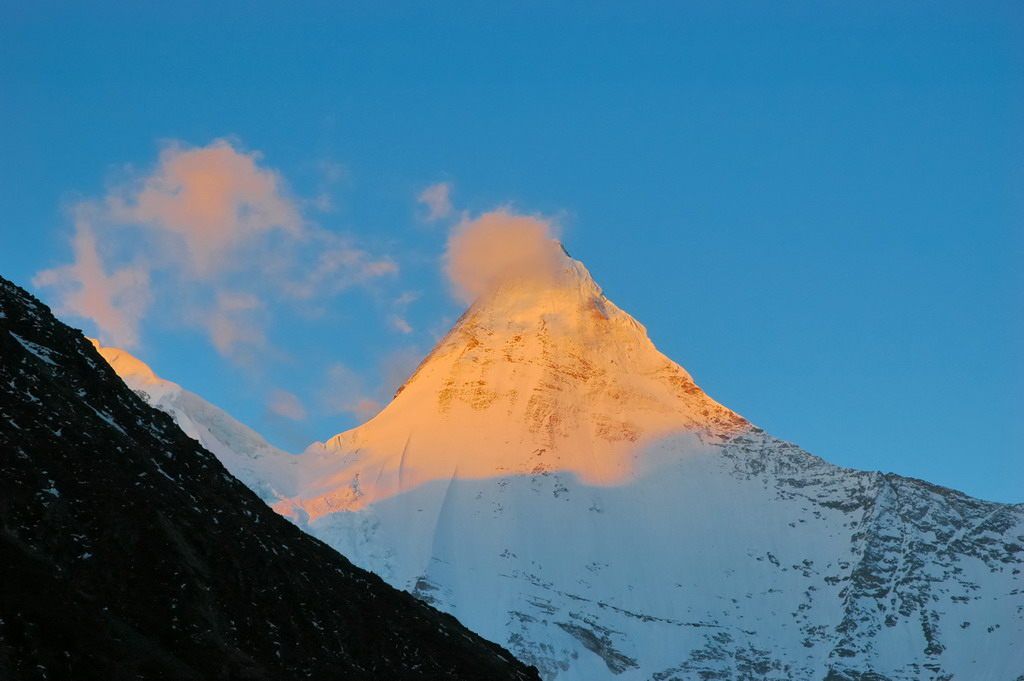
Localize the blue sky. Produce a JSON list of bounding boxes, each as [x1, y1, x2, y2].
[[2, 1, 1021, 502]]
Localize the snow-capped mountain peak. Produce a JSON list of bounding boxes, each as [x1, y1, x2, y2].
[[87, 338, 179, 396], [272, 255, 1022, 681], [87, 253, 1023, 681], [292, 257, 746, 518]]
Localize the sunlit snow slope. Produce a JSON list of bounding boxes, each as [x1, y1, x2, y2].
[[272, 252, 1022, 681]]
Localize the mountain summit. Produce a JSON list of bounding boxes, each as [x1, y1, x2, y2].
[[290, 256, 746, 518]]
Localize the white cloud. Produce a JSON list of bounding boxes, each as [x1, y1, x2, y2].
[[194, 290, 267, 365], [32, 216, 152, 349]]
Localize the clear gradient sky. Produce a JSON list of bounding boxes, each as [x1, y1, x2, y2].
[[2, 2, 1021, 502]]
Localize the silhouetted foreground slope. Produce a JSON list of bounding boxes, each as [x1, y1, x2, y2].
[[0, 275, 540, 681]]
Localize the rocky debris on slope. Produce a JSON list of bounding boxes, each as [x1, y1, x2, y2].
[[0, 275, 541, 681]]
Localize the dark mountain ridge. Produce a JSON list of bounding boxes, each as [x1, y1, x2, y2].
[[0, 275, 540, 681]]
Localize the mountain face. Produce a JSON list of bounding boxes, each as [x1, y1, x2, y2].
[[258, 254, 1021, 681], [86, 255, 1024, 681], [0, 276, 541, 681]]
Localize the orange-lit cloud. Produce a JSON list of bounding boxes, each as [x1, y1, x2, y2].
[[268, 389, 307, 421], [34, 139, 396, 358], [418, 182, 453, 221], [444, 209, 565, 303], [193, 290, 268, 364], [108, 139, 301, 277], [32, 216, 152, 349]]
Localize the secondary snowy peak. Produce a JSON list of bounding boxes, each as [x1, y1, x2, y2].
[[89, 338, 297, 501], [87, 338, 179, 398], [294, 256, 745, 515]]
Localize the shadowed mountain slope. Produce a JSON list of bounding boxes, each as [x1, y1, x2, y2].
[[0, 275, 541, 681]]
